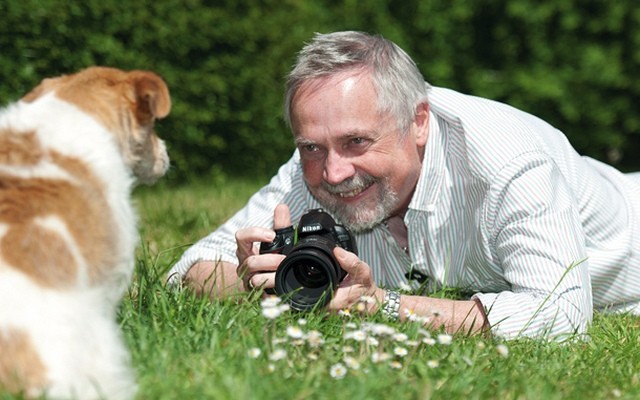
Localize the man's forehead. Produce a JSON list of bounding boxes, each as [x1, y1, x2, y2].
[[293, 69, 371, 105]]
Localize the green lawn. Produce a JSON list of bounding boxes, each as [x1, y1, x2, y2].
[[92, 179, 640, 399]]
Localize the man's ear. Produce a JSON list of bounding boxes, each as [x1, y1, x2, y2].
[[413, 102, 430, 146]]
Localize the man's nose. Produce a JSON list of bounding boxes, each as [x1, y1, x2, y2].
[[323, 151, 355, 185]]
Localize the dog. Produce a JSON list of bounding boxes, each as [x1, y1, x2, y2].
[[0, 66, 171, 399]]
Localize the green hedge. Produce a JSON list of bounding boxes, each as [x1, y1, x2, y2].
[[1, 0, 638, 183]]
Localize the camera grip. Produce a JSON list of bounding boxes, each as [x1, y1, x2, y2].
[[259, 226, 295, 254]]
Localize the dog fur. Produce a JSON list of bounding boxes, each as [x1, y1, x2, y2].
[[0, 66, 171, 399]]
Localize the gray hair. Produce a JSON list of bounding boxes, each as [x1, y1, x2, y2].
[[284, 31, 431, 133]]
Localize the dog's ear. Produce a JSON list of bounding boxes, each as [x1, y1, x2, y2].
[[21, 78, 57, 103], [129, 71, 171, 122]]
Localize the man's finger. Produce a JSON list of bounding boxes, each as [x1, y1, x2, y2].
[[273, 203, 292, 229], [333, 247, 363, 276], [248, 272, 276, 291], [235, 227, 275, 258]]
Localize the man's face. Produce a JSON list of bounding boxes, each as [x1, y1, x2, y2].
[[290, 70, 429, 232]]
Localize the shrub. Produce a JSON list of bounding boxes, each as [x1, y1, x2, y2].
[[1, 0, 638, 182]]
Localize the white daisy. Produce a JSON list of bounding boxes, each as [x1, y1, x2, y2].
[[422, 337, 436, 346], [343, 356, 361, 370], [393, 347, 408, 357], [247, 348, 261, 359], [306, 330, 325, 348], [392, 333, 408, 342], [286, 325, 304, 339], [268, 348, 287, 361], [262, 306, 282, 319], [437, 334, 453, 345], [389, 361, 403, 369], [260, 296, 281, 308], [345, 330, 367, 342], [330, 363, 347, 379], [371, 352, 391, 363], [496, 344, 509, 358]]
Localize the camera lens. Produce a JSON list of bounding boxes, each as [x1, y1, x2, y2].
[[275, 245, 339, 311], [293, 262, 329, 289]]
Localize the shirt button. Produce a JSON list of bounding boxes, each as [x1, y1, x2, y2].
[[425, 204, 435, 212]]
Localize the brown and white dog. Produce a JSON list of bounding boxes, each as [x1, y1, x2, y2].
[[0, 67, 171, 399]]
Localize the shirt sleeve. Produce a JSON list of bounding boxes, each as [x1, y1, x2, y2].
[[472, 151, 593, 340], [166, 152, 303, 285]]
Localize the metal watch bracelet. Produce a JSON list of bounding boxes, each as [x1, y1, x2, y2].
[[382, 290, 401, 320]]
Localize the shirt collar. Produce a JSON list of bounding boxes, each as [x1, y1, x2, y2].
[[409, 109, 446, 214]]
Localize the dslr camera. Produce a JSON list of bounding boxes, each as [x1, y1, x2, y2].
[[259, 208, 358, 311]]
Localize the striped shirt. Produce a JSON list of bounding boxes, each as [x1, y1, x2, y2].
[[170, 87, 640, 340]]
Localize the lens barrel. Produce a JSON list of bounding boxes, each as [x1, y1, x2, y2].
[[274, 241, 341, 311]]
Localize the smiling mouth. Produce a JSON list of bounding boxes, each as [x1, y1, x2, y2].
[[322, 173, 378, 200], [336, 182, 373, 198]]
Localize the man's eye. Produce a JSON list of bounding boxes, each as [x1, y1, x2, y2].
[[350, 137, 370, 147], [298, 144, 325, 159]]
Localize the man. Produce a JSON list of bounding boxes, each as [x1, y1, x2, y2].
[[169, 31, 640, 340]]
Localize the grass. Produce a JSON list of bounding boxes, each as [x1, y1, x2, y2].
[[8, 178, 640, 399], [126, 178, 640, 399]]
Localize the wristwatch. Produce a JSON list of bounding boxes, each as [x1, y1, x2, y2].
[[382, 290, 401, 321]]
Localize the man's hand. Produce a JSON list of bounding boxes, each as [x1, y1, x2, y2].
[[328, 247, 385, 313], [329, 246, 488, 335], [235, 204, 292, 292]]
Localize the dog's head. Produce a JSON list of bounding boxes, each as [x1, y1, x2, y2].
[[22, 66, 171, 185]]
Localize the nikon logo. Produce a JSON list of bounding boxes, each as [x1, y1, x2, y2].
[[300, 224, 322, 233]]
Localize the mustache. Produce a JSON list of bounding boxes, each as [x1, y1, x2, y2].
[[321, 173, 378, 194]]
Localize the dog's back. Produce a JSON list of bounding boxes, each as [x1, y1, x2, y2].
[[0, 67, 171, 399]]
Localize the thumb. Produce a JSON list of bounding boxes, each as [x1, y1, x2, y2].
[[273, 203, 292, 230], [333, 246, 360, 274], [333, 247, 375, 290]]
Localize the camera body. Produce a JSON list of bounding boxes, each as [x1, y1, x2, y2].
[[259, 208, 357, 311]]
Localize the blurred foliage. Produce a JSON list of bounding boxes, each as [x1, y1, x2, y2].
[[1, 0, 638, 184]]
